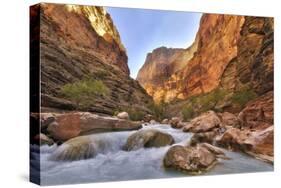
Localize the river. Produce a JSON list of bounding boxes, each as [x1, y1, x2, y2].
[[30, 124, 273, 185]]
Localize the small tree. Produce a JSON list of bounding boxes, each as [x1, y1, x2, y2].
[[60, 78, 109, 109]]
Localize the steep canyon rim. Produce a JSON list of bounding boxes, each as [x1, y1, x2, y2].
[[30, 3, 274, 185]]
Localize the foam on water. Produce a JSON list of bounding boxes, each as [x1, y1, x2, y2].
[[34, 124, 273, 185]]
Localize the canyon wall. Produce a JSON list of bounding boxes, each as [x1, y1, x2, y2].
[[137, 38, 198, 102], [137, 14, 273, 114], [236, 16, 274, 95], [32, 3, 153, 115]]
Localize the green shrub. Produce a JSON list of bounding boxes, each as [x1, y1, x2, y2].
[[126, 108, 146, 121], [231, 89, 257, 107], [182, 105, 194, 121], [148, 102, 166, 121], [60, 78, 109, 108], [181, 88, 227, 120], [116, 107, 147, 121], [94, 69, 110, 79]]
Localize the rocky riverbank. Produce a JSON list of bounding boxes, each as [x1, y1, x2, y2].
[[32, 120, 273, 185], [32, 90, 273, 175]]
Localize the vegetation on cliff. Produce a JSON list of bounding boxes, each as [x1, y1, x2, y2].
[[60, 78, 109, 109]]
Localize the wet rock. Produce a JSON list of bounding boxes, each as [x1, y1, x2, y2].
[[216, 125, 274, 163], [182, 123, 193, 132], [244, 126, 273, 160], [175, 122, 187, 129], [50, 136, 95, 161], [189, 111, 221, 133], [216, 128, 250, 150], [163, 145, 218, 174], [149, 120, 158, 124], [34, 133, 54, 146], [143, 114, 153, 122], [190, 131, 218, 146], [198, 143, 229, 160], [170, 117, 181, 128], [124, 129, 174, 151], [161, 118, 169, 124], [116, 112, 129, 120]]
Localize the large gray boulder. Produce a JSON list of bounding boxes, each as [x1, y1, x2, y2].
[[163, 145, 218, 174], [50, 136, 95, 161], [124, 129, 175, 151]]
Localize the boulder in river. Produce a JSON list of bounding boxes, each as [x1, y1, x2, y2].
[[161, 118, 169, 124], [124, 129, 175, 151], [50, 136, 95, 161], [216, 126, 273, 163], [189, 111, 221, 133], [150, 119, 158, 124], [143, 114, 153, 122], [190, 131, 218, 146], [34, 133, 54, 146], [116, 112, 129, 120], [174, 121, 188, 129], [163, 145, 218, 174], [216, 127, 250, 150], [46, 112, 142, 142], [170, 117, 181, 128], [182, 123, 193, 132], [243, 126, 274, 163], [243, 126, 273, 156]]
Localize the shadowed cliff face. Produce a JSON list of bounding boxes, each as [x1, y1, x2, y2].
[[137, 14, 274, 106], [236, 17, 274, 95], [35, 3, 153, 114]]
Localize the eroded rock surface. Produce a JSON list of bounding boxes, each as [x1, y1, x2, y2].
[[31, 3, 153, 115], [163, 145, 219, 174], [188, 111, 221, 133], [124, 129, 174, 151], [45, 112, 142, 141]]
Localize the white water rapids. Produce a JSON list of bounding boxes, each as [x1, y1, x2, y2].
[[30, 124, 273, 185]]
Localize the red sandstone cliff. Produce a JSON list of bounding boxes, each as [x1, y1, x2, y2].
[[137, 14, 273, 105], [31, 3, 153, 114]]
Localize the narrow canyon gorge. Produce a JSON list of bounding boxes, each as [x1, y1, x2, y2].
[[30, 3, 274, 185]]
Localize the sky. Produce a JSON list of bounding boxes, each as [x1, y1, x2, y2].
[[106, 7, 202, 79]]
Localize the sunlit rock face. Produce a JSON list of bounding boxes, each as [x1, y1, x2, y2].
[[137, 14, 274, 104], [178, 14, 245, 98], [40, 3, 129, 74], [65, 5, 126, 52], [33, 3, 153, 114], [137, 14, 245, 103], [137, 38, 199, 103]]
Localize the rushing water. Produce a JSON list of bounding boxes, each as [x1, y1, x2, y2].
[[31, 124, 273, 185]]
